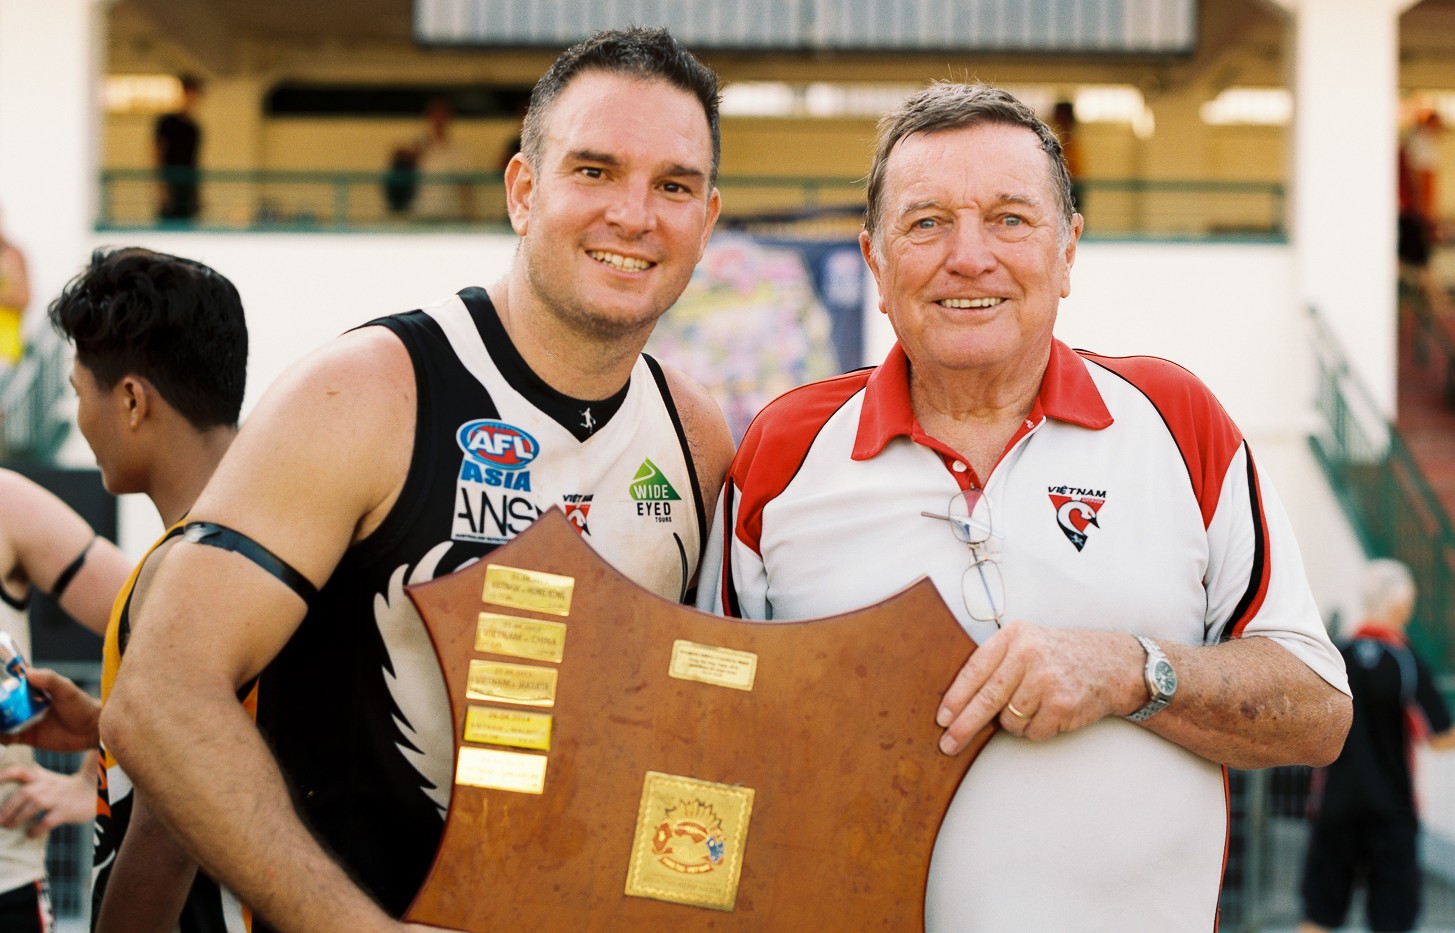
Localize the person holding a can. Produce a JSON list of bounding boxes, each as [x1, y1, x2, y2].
[[0, 468, 130, 930]]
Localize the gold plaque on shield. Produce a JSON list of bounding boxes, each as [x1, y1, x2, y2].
[[454, 747, 548, 794], [475, 612, 568, 663], [466, 659, 558, 707], [668, 639, 758, 692], [482, 565, 575, 616], [624, 771, 755, 911], [464, 705, 554, 751]]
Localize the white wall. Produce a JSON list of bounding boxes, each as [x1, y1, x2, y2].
[[0, 0, 103, 339], [1059, 243, 1367, 628], [60, 230, 519, 556], [80, 231, 520, 410]]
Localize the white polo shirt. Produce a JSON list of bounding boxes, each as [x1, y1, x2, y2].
[[699, 339, 1348, 932]]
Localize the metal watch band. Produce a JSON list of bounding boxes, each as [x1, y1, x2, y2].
[[1126, 634, 1173, 722]]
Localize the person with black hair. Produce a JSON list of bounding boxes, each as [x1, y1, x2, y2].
[[103, 27, 731, 933], [45, 246, 249, 932]]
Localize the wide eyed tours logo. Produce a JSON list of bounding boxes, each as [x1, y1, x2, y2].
[[629, 458, 681, 523]]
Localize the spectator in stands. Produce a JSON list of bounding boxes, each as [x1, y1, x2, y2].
[[412, 96, 476, 222], [0, 469, 130, 932], [155, 76, 204, 223], [1050, 100, 1084, 216], [383, 144, 419, 216], [0, 211, 30, 374], [1398, 108, 1446, 311], [1299, 559, 1455, 933], [1405, 109, 1443, 236]]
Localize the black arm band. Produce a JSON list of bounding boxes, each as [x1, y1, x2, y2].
[[181, 522, 318, 604], [49, 538, 94, 603]]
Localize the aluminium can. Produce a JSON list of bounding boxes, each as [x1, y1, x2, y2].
[[0, 631, 48, 735]]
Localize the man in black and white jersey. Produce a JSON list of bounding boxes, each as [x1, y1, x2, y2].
[[103, 27, 733, 933]]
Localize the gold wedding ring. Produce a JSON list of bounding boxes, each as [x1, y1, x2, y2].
[[1005, 701, 1030, 719]]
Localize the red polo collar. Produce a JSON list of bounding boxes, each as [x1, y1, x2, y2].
[[852, 338, 1114, 460]]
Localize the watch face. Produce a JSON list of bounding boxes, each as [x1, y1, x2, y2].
[[1151, 659, 1177, 696]]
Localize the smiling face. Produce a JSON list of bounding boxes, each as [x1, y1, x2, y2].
[[861, 122, 1081, 383], [506, 70, 721, 342]]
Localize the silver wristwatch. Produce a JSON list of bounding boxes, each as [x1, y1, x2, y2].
[[1126, 635, 1177, 722]]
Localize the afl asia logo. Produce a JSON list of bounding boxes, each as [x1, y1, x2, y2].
[[457, 420, 539, 470], [1047, 485, 1106, 552], [452, 420, 542, 544]]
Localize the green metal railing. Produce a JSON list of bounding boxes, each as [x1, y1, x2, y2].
[[1307, 304, 1455, 674], [98, 168, 1286, 240], [1078, 178, 1285, 241], [97, 167, 869, 232], [0, 328, 72, 463]]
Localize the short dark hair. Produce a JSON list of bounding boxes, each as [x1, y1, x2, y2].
[[49, 248, 247, 430], [864, 82, 1076, 252], [520, 26, 721, 184]]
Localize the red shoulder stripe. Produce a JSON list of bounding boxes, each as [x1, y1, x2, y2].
[[1081, 352, 1244, 529], [731, 370, 871, 555]]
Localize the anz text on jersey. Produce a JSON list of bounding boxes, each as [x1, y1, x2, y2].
[[454, 476, 540, 544]]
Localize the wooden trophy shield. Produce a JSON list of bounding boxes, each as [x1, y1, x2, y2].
[[402, 509, 993, 930]]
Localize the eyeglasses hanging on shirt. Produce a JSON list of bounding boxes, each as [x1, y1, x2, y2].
[[922, 488, 1005, 628]]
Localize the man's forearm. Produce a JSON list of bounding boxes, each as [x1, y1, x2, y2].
[[101, 684, 400, 933], [1149, 636, 1351, 770], [95, 791, 198, 933]]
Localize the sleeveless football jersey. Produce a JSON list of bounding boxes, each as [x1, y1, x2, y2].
[[93, 524, 252, 932], [252, 287, 706, 923]]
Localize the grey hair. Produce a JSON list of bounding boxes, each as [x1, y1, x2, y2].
[[863, 82, 1076, 258], [1361, 558, 1416, 619]]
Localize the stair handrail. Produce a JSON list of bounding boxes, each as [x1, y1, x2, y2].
[[0, 327, 73, 463], [1306, 304, 1455, 674]]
